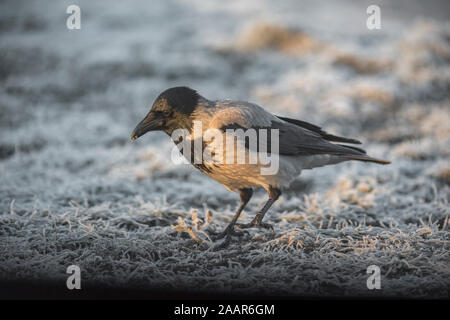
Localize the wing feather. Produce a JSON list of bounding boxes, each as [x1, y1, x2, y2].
[[276, 116, 361, 144], [208, 101, 390, 164], [210, 102, 364, 156]]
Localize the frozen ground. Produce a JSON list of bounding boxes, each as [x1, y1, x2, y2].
[[0, 0, 449, 298]]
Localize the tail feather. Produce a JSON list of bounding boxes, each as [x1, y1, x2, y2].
[[336, 143, 390, 165], [344, 154, 391, 165], [336, 144, 367, 154]]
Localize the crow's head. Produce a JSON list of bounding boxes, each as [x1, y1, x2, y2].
[[130, 86, 200, 140]]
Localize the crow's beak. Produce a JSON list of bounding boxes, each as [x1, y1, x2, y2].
[[130, 112, 163, 141]]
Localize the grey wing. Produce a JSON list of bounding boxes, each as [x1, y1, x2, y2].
[[268, 120, 366, 156], [210, 100, 276, 128], [276, 116, 361, 144], [272, 120, 391, 164], [210, 101, 365, 156]]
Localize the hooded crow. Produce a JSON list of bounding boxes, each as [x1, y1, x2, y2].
[[131, 86, 390, 248]]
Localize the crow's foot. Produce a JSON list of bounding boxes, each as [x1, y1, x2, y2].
[[213, 236, 232, 250], [236, 220, 274, 232], [210, 226, 249, 241]]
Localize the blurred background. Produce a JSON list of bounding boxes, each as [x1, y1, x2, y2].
[[0, 0, 449, 297]]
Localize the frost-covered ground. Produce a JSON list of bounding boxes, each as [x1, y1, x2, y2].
[[0, 0, 449, 298]]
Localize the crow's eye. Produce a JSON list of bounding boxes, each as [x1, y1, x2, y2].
[[154, 110, 172, 118]]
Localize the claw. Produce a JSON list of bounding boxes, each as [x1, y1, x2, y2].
[[236, 220, 274, 232], [258, 222, 274, 232], [213, 237, 232, 250], [235, 222, 255, 229], [209, 226, 249, 241]]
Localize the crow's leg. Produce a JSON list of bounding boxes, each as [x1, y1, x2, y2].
[[236, 186, 281, 232], [212, 188, 253, 248]]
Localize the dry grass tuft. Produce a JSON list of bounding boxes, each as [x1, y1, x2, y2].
[[393, 138, 449, 159], [394, 22, 450, 83], [350, 86, 395, 106], [253, 85, 303, 113], [429, 163, 450, 182], [417, 107, 450, 141], [229, 22, 393, 76], [332, 53, 390, 74], [232, 22, 323, 54], [171, 213, 212, 243], [327, 176, 378, 209]]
